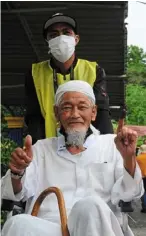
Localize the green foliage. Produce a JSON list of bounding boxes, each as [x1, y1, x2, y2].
[[1, 105, 26, 167], [127, 45, 146, 85], [1, 106, 19, 227], [1, 105, 12, 117], [1, 104, 26, 117], [126, 84, 146, 125], [1, 114, 18, 166], [111, 120, 118, 132], [137, 136, 146, 147], [1, 137, 17, 165], [126, 45, 146, 132], [128, 45, 146, 65]]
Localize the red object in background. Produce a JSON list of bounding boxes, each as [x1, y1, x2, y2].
[[125, 125, 146, 137]]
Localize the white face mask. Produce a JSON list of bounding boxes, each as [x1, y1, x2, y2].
[[48, 35, 76, 63]]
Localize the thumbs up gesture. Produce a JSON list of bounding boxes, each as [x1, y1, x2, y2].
[[9, 135, 33, 175]]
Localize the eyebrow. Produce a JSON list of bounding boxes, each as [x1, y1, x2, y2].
[[60, 101, 90, 106], [49, 27, 73, 33], [60, 102, 72, 106]]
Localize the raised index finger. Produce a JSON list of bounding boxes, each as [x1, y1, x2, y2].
[[23, 135, 33, 160]]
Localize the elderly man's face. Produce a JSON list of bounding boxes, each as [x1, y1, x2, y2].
[[55, 91, 97, 132]]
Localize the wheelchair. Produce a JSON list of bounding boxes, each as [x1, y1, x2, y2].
[[1, 186, 134, 236], [1, 106, 134, 235]]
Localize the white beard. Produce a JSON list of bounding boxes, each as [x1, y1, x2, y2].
[[66, 128, 87, 147]]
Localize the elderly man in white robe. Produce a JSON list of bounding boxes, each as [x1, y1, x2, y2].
[[1, 80, 144, 236]]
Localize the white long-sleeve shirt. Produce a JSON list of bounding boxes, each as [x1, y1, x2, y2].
[[1, 130, 144, 224]]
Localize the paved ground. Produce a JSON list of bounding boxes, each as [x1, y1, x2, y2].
[[128, 200, 146, 236]]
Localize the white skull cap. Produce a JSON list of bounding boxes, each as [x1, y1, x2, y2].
[[55, 80, 95, 105]]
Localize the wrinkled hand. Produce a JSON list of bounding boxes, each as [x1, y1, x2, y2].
[[114, 126, 138, 160], [9, 135, 33, 174]]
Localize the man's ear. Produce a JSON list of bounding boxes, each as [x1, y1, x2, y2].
[[54, 105, 59, 121], [75, 35, 80, 46], [91, 105, 98, 121]]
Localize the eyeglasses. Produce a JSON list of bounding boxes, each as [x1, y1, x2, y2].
[[60, 104, 92, 113]]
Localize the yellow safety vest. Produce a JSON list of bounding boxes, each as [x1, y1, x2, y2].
[[32, 59, 97, 138]]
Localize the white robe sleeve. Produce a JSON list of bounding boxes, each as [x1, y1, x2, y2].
[[1, 141, 40, 202], [111, 148, 144, 206]]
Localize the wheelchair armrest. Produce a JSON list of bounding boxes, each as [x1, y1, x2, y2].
[[1, 199, 14, 211], [1, 199, 26, 213], [119, 200, 134, 212]]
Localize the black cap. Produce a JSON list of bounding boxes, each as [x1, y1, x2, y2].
[[43, 13, 77, 40]]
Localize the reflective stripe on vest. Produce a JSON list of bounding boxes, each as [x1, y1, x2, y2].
[[32, 59, 97, 138]]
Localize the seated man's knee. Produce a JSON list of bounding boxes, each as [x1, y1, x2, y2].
[[68, 196, 110, 233], [5, 214, 28, 224], [2, 214, 34, 233], [71, 196, 104, 218]]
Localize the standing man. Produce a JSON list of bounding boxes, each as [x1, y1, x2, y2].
[[25, 13, 113, 144]]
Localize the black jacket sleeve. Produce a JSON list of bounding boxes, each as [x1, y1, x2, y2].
[[92, 65, 114, 134], [25, 68, 45, 144], [93, 66, 109, 110]]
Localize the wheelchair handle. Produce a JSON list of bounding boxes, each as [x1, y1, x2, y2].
[[31, 187, 69, 236]]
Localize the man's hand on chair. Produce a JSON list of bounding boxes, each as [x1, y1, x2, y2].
[[114, 126, 138, 177], [9, 135, 33, 175]]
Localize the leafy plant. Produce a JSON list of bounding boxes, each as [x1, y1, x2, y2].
[[127, 45, 146, 85], [1, 115, 18, 174], [1, 104, 26, 117], [1, 137, 17, 166], [111, 120, 118, 133], [137, 136, 146, 147], [126, 84, 146, 125]]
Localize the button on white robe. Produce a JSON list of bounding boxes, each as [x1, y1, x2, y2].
[[1, 130, 144, 236]]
